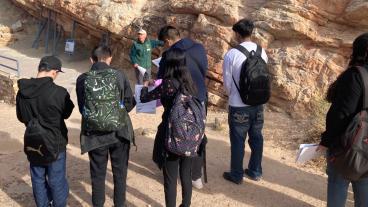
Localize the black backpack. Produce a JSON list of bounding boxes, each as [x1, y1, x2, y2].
[[22, 88, 61, 165], [329, 66, 368, 181], [232, 45, 271, 106]]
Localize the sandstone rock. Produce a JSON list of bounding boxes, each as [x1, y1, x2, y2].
[[0, 73, 16, 105], [168, 0, 240, 25], [8, 0, 368, 117]]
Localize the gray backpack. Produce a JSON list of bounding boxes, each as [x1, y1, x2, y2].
[[329, 66, 368, 181]]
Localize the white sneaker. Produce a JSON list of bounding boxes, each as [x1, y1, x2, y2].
[[192, 178, 203, 189]]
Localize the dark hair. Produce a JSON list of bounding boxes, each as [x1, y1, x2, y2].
[[91, 45, 112, 62], [158, 26, 180, 41], [326, 33, 368, 102], [232, 19, 254, 38], [163, 48, 197, 95], [348, 33, 368, 67]]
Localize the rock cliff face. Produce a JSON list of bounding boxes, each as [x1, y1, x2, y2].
[[8, 0, 368, 116]]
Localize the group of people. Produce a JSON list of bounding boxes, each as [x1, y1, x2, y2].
[[14, 16, 368, 207]]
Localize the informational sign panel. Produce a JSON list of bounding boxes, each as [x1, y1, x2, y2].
[[65, 39, 75, 54]]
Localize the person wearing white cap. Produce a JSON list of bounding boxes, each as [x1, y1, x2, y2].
[[129, 28, 164, 84]]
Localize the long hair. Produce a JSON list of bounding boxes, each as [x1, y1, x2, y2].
[[326, 33, 368, 102], [163, 48, 197, 95], [349, 33, 368, 67]]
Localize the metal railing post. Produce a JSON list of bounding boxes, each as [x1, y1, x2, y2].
[[0, 55, 21, 77]]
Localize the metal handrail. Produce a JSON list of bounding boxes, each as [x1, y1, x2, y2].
[[0, 55, 20, 77]]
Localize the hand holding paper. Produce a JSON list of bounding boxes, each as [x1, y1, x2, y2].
[[135, 84, 156, 114], [137, 66, 147, 76], [152, 57, 161, 68], [296, 144, 325, 164]]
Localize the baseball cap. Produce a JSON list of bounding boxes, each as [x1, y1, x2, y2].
[[38, 56, 63, 73], [138, 28, 147, 35]]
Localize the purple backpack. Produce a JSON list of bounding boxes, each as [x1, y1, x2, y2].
[[166, 93, 206, 157]]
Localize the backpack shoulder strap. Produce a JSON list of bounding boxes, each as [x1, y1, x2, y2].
[[235, 45, 250, 58], [256, 45, 262, 56], [356, 66, 368, 108]]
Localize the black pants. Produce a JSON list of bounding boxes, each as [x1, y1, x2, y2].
[[191, 154, 203, 180], [191, 98, 208, 181], [88, 140, 130, 207], [163, 154, 192, 207]]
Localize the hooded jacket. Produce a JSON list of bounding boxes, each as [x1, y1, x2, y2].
[[157, 38, 208, 102], [16, 77, 75, 152]]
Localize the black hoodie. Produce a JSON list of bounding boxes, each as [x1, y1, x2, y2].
[[16, 77, 74, 152]]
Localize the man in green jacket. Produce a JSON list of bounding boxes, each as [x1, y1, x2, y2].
[[129, 28, 164, 84]]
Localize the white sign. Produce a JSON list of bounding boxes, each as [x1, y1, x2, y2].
[[65, 39, 75, 54], [135, 84, 156, 114]]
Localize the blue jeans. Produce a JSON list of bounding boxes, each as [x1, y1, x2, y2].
[[30, 151, 68, 207], [327, 162, 368, 207], [228, 105, 264, 181]]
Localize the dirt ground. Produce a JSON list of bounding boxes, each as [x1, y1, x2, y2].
[[0, 0, 357, 206]]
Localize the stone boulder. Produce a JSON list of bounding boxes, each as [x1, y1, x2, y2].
[[8, 0, 368, 116]]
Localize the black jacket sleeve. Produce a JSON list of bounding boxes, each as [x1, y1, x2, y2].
[[117, 70, 136, 112], [62, 92, 74, 119], [157, 51, 167, 79], [140, 79, 177, 103], [16, 92, 28, 124], [76, 74, 86, 114], [320, 68, 363, 147]]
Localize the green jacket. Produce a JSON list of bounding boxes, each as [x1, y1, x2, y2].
[[129, 39, 164, 69]]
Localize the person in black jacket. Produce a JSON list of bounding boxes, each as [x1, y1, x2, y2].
[[140, 48, 198, 207], [76, 46, 136, 207], [318, 33, 368, 207], [16, 56, 74, 207], [158, 25, 208, 189]]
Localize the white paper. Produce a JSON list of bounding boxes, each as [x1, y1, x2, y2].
[[295, 144, 323, 164], [135, 84, 156, 114], [152, 57, 161, 68], [137, 66, 147, 76]]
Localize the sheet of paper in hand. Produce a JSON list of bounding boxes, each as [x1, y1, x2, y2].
[[295, 144, 324, 164], [152, 57, 161, 68], [135, 84, 156, 114], [137, 66, 147, 76]]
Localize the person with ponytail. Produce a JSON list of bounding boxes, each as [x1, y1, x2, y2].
[[318, 33, 368, 207], [140, 48, 198, 207]]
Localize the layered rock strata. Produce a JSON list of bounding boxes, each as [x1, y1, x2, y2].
[[8, 0, 368, 116]]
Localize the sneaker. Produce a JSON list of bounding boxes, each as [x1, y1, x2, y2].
[[223, 172, 242, 184], [243, 169, 262, 181], [192, 178, 203, 189]]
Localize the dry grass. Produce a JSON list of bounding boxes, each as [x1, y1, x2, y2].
[[303, 96, 331, 169]]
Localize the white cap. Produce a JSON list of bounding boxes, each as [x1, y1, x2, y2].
[[138, 28, 147, 35]]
